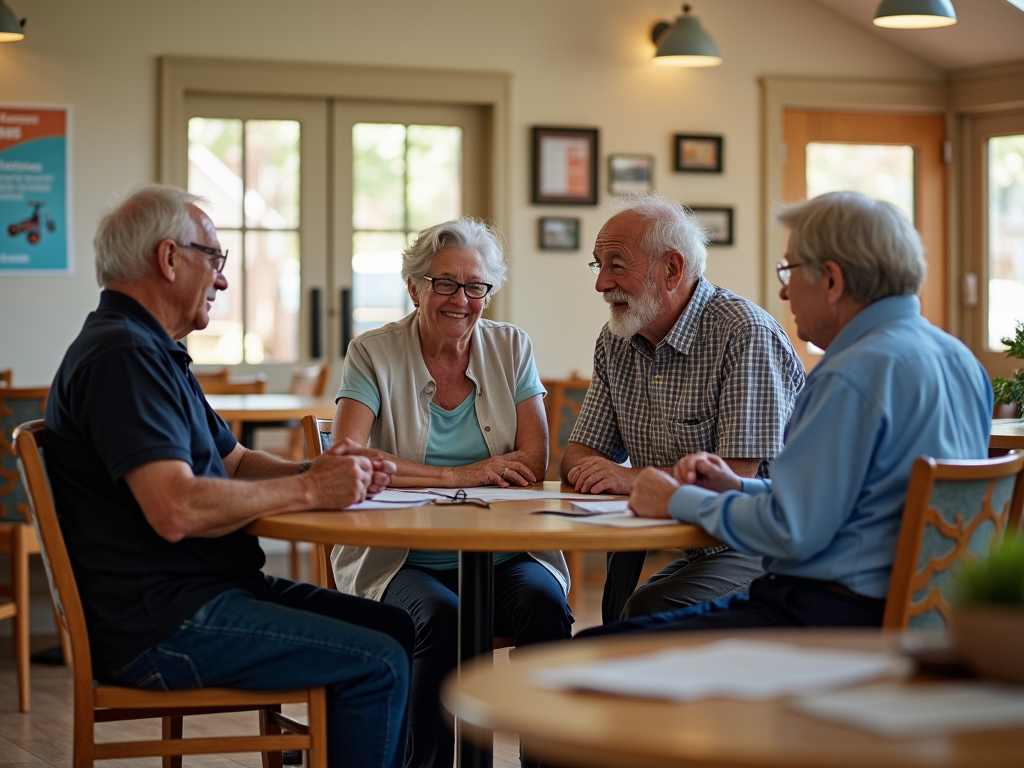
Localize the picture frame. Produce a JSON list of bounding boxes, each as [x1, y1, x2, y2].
[[608, 154, 654, 195], [674, 134, 723, 173], [538, 217, 581, 251], [688, 206, 734, 246], [532, 127, 599, 205]]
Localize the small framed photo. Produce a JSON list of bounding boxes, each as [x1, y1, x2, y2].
[[689, 206, 734, 246], [674, 134, 723, 173], [532, 127, 599, 205], [608, 154, 654, 195], [538, 217, 581, 251]]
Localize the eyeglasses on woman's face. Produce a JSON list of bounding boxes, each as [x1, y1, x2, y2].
[[423, 276, 493, 300]]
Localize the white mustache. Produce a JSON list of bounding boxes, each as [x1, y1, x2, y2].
[[604, 290, 632, 305]]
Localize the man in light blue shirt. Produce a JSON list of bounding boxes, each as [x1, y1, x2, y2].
[[588, 190, 993, 633]]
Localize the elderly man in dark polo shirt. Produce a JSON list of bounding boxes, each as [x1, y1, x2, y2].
[[44, 185, 412, 768]]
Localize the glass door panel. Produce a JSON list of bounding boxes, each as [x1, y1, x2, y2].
[[806, 142, 916, 223], [987, 134, 1024, 352]]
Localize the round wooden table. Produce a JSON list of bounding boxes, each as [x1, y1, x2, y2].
[[990, 418, 1024, 451], [443, 629, 1024, 768], [248, 484, 717, 768], [205, 394, 338, 446]]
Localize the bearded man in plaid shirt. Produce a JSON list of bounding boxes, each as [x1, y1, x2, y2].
[[562, 195, 805, 623]]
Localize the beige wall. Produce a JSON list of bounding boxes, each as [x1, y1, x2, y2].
[[0, 0, 941, 385]]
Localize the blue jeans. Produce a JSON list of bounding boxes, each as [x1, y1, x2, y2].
[[383, 554, 573, 768], [105, 575, 414, 768]]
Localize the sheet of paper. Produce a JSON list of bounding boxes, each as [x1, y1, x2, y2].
[[794, 681, 1024, 737], [341, 491, 432, 510], [533, 640, 910, 701], [420, 487, 601, 502], [568, 512, 680, 527], [571, 500, 632, 514]]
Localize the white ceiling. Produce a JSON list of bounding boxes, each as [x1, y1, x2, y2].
[[813, 0, 1024, 70]]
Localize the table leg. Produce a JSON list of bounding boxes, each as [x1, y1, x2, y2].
[[241, 421, 256, 449], [458, 551, 494, 768]]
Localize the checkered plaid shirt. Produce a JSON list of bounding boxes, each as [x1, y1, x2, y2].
[[570, 277, 804, 479]]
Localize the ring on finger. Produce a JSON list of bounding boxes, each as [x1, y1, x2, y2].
[[501, 467, 508, 479]]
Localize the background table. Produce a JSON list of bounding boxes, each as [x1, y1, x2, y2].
[[205, 394, 337, 447], [991, 418, 1024, 452], [443, 629, 1024, 768], [248, 484, 717, 768]]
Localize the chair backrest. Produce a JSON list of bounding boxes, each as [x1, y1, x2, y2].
[[0, 369, 11, 387], [1, 386, 49, 524], [883, 452, 1024, 630], [290, 362, 331, 397], [300, 415, 337, 589], [540, 374, 590, 481], [198, 373, 268, 395], [13, 420, 97, 690]]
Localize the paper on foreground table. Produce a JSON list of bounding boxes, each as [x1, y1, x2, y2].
[[342, 491, 433, 510], [794, 680, 1024, 737], [568, 512, 680, 528], [533, 639, 910, 701]]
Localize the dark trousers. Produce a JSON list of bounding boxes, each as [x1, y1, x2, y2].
[[382, 554, 574, 768], [581, 573, 886, 640]]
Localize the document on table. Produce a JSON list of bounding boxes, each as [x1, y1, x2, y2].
[[533, 639, 910, 701], [569, 512, 680, 527], [418, 487, 600, 502], [540, 500, 632, 517], [342, 491, 433, 510], [794, 681, 1024, 737]]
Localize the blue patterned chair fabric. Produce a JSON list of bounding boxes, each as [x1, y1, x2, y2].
[[906, 473, 1019, 630], [1, 390, 47, 524]]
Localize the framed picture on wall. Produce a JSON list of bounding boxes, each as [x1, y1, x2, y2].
[[538, 216, 581, 251], [608, 154, 654, 195], [688, 206, 734, 245], [532, 127, 599, 205], [674, 134, 723, 173]]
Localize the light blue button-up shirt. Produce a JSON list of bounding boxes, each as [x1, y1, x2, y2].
[[668, 295, 992, 599]]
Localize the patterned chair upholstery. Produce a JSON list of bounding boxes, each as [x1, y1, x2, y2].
[[540, 374, 590, 482], [883, 452, 1024, 630]]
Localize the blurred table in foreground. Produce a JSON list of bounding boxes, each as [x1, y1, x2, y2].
[[443, 628, 1024, 768]]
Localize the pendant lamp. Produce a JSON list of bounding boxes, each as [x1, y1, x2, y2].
[[652, 4, 722, 68], [0, 1, 25, 42], [873, 0, 957, 29]]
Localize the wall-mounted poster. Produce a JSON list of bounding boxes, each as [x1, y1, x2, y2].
[[0, 105, 72, 275]]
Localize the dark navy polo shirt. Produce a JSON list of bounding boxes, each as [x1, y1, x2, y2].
[[44, 290, 265, 675]]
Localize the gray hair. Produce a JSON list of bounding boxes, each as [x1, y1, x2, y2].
[[607, 194, 708, 280], [94, 184, 203, 287], [775, 191, 925, 303], [402, 217, 508, 301]]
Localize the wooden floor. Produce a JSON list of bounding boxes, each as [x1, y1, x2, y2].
[[0, 551, 675, 767]]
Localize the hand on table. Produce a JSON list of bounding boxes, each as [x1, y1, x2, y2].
[[672, 452, 742, 493], [326, 438, 397, 499], [449, 457, 536, 488], [566, 456, 638, 494], [628, 468, 680, 518]]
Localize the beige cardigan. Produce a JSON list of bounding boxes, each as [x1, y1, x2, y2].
[[330, 311, 570, 601]]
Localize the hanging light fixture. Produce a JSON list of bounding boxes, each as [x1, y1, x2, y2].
[[873, 0, 957, 29], [651, 4, 722, 68], [0, 1, 25, 42]]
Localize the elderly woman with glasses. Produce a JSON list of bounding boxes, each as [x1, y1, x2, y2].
[[330, 217, 572, 768]]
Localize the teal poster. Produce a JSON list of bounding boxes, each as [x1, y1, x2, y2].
[[0, 106, 71, 274]]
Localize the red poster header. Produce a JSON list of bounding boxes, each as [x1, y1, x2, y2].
[[0, 108, 66, 153]]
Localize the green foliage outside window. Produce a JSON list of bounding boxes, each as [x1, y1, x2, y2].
[[992, 321, 1024, 413]]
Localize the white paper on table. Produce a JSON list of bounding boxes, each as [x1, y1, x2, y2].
[[341, 491, 433, 510], [570, 500, 632, 515], [568, 512, 680, 527], [533, 640, 910, 701], [794, 681, 1024, 737], [420, 487, 600, 502]]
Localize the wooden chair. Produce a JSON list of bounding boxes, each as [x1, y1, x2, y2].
[[540, 374, 591, 612], [0, 369, 11, 387], [195, 372, 269, 395], [286, 362, 331, 461], [0, 385, 65, 710], [883, 452, 1024, 630], [300, 415, 515, 649], [13, 420, 327, 768]]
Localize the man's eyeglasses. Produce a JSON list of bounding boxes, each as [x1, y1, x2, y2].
[[423, 276, 493, 300], [775, 260, 805, 286], [177, 241, 228, 273]]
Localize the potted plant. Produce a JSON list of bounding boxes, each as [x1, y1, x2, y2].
[[949, 534, 1024, 683], [992, 321, 1024, 420]]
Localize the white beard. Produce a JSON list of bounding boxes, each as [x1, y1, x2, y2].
[[604, 285, 662, 339]]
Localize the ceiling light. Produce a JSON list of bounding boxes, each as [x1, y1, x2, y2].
[[651, 4, 722, 68], [0, 1, 25, 42], [873, 0, 957, 28]]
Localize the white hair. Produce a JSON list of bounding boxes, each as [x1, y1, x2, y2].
[[402, 217, 508, 301], [775, 191, 926, 303], [94, 184, 202, 287], [606, 193, 709, 280]]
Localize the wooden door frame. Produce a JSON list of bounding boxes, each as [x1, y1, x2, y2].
[[760, 77, 948, 327]]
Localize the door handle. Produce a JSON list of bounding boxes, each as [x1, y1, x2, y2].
[[310, 287, 322, 359], [340, 287, 353, 355]]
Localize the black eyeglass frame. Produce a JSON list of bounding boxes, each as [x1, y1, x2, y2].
[[775, 260, 805, 286], [176, 241, 229, 273], [422, 275, 493, 300]]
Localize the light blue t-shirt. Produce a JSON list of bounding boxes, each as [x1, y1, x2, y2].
[[340, 353, 546, 570]]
